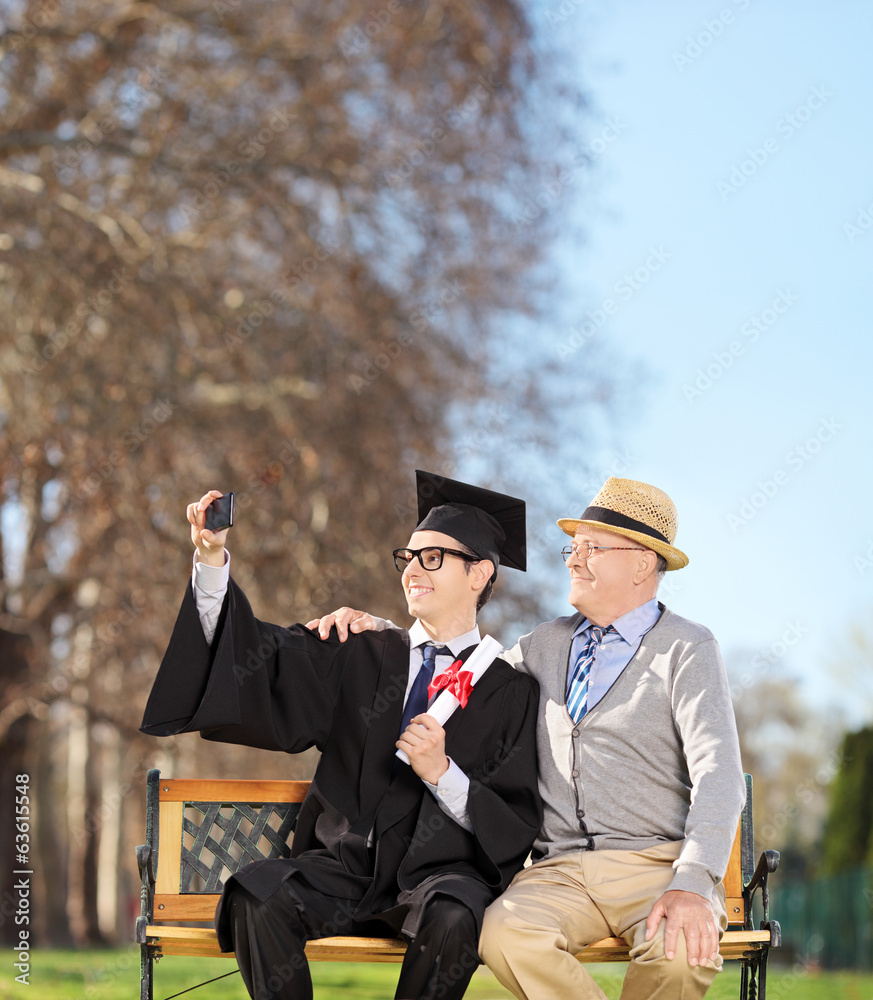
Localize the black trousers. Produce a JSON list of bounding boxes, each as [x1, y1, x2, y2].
[[225, 877, 480, 1000]]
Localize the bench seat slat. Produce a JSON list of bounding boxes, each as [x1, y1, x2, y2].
[[145, 925, 772, 964]]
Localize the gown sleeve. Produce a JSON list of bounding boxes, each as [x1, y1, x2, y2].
[[140, 577, 348, 754]]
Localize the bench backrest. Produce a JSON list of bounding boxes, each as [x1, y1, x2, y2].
[[145, 770, 755, 926]]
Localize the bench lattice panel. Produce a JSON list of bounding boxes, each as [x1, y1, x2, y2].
[[180, 801, 300, 893]]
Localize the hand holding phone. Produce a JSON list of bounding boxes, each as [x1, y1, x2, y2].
[[187, 490, 234, 565]]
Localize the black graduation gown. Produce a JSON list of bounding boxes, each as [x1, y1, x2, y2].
[[140, 578, 542, 947]]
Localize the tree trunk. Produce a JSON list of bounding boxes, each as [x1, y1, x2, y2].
[[34, 715, 73, 946]]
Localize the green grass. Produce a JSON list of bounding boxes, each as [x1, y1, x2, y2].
[[2, 950, 873, 999]]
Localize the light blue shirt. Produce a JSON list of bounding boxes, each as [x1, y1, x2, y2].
[[568, 598, 662, 712]]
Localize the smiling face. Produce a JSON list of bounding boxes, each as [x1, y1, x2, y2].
[[400, 529, 493, 639], [565, 525, 660, 626]]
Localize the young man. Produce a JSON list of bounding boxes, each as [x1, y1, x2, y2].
[[140, 472, 541, 1000], [313, 477, 745, 1000]]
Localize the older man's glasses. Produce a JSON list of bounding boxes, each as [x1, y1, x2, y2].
[[561, 542, 646, 562], [393, 547, 480, 572]]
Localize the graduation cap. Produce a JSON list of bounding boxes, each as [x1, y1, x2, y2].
[[413, 470, 526, 576]]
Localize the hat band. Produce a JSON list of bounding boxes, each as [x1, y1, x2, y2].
[[581, 505, 670, 545]]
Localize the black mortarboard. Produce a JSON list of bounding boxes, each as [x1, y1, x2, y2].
[[413, 470, 526, 576]]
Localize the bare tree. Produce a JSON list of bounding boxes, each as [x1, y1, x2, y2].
[[0, 0, 595, 943]]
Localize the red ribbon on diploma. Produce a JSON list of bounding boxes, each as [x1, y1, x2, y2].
[[428, 659, 474, 708]]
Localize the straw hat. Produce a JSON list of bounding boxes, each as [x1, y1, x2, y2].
[[557, 477, 689, 571]]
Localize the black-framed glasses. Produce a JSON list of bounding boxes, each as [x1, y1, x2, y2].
[[393, 546, 480, 572], [561, 542, 646, 562]]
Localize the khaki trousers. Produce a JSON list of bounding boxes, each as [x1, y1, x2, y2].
[[479, 842, 727, 1000]]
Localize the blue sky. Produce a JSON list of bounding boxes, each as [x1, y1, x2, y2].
[[519, 0, 873, 725]]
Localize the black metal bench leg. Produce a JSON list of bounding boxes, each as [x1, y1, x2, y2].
[[749, 953, 761, 1000], [140, 943, 153, 1000], [758, 946, 769, 1000]]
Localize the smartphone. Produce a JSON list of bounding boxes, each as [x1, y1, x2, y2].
[[204, 492, 234, 532]]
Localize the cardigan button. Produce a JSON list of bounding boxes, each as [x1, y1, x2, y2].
[[571, 770, 579, 777], [572, 730, 579, 738]]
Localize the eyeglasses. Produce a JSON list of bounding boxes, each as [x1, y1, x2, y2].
[[561, 542, 646, 562], [393, 547, 480, 572]]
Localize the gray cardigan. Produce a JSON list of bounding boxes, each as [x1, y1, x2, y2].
[[501, 604, 745, 901]]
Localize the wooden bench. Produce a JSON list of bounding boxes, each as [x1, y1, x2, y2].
[[136, 769, 780, 1000]]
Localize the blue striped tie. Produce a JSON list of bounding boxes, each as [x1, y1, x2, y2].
[[566, 626, 611, 723]]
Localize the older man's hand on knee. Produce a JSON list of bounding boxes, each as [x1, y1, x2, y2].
[[644, 889, 720, 967]]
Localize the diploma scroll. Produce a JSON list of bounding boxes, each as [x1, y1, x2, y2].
[[395, 635, 503, 766]]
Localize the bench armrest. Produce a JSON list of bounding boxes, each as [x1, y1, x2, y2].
[[135, 844, 156, 945], [744, 849, 780, 930]]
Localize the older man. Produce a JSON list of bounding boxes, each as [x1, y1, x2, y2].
[[314, 477, 745, 999]]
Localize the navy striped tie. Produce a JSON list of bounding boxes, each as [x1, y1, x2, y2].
[[398, 644, 446, 737]]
